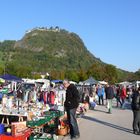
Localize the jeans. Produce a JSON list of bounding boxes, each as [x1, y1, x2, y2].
[[107, 99, 112, 113], [116, 96, 122, 107], [66, 108, 80, 137], [133, 110, 140, 133], [98, 95, 104, 105]]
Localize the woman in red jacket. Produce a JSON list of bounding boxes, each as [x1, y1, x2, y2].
[[120, 86, 127, 108]]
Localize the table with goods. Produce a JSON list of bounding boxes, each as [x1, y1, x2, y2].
[[0, 94, 65, 140]]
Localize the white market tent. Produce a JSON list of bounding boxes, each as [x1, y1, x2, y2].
[[98, 81, 108, 85], [118, 81, 132, 86]]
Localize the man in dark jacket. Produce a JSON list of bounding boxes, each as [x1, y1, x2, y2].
[[105, 84, 114, 114], [131, 87, 140, 135], [63, 79, 80, 139]]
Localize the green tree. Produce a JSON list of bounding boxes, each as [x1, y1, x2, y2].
[[5, 63, 17, 75], [0, 65, 4, 75], [87, 63, 104, 80], [104, 64, 118, 84], [16, 66, 32, 78], [78, 69, 87, 81], [65, 70, 79, 82]]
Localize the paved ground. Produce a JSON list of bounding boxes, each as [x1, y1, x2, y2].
[[58, 101, 139, 140]]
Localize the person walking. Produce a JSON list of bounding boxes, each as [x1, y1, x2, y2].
[[131, 86, 140, 135], [120, 85, 127, 109], [116, 85, 122, 107], [105, 84, 114, 114], [63, 79, 80, 139], [97, 85, 104, 105]]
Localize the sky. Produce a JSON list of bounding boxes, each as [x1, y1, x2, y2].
[[0, 0, 140, 72]]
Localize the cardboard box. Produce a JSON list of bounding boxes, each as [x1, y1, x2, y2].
[[11, 121, 27, 137]]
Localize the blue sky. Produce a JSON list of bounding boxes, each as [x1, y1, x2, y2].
[[0, 0, 140, 72]]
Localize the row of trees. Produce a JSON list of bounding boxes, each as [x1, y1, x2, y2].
[[0, 61, 138, 84]]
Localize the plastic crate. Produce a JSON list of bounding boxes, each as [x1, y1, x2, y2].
[[27, 116, 52, 127], [27, 115, 56, 128], [44, 110, 63, 118], [27, 110, 64, 128]]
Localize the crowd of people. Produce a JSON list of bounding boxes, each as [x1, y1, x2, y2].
[[76, 82, 140, 136], [82, 83, 135, 111], [0, 79, 140, 139]]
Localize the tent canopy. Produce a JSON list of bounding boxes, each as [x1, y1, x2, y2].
[[0, 74, 22, 82], [83, 76, 98, 85], [98, 81, 108, 85], [118, 81, 132, 86]]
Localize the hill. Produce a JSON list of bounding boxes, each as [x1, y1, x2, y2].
[[0, 27, 102, 71], [0, 27, 138, 82]]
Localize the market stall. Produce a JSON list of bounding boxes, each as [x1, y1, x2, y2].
[[0, 94, 64, 140]]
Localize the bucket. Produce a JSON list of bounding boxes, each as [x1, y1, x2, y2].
[[0, 123, 5, 134]]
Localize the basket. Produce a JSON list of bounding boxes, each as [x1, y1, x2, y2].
[[56, 125, 69, 136]]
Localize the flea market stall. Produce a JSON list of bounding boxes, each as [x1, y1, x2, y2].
[[0, 77, 85, 140], [0, 79, 65, 140], [0, 98, 64, 140]]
